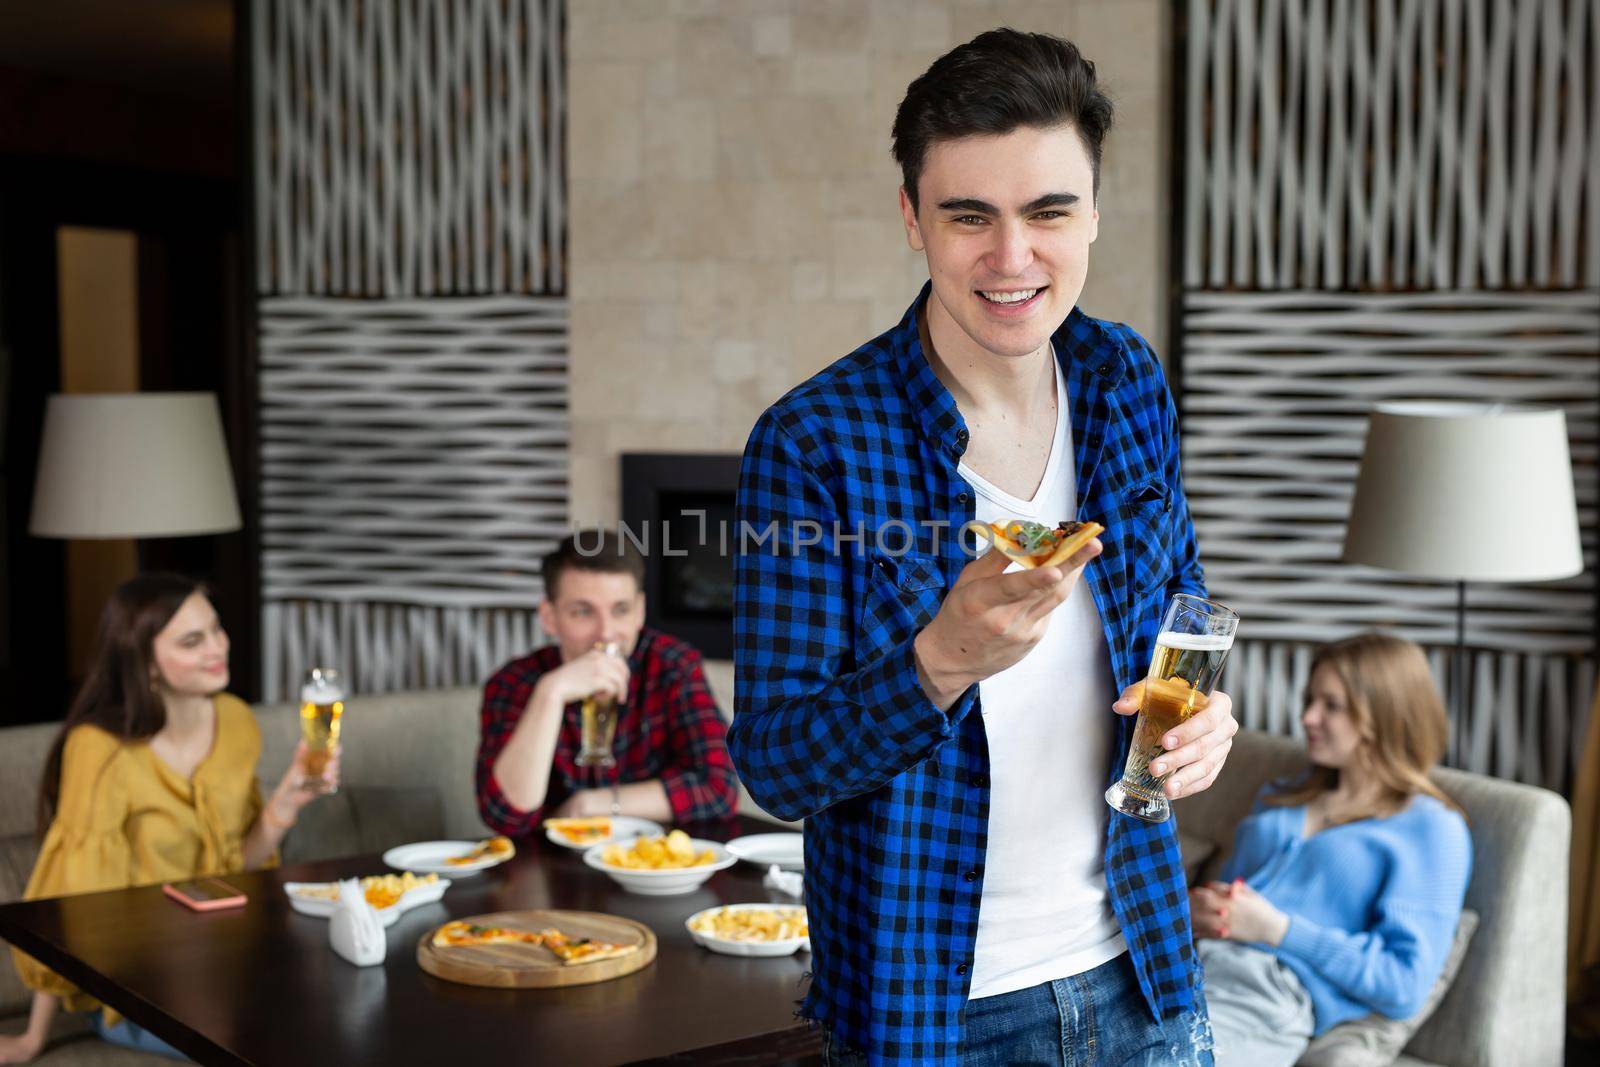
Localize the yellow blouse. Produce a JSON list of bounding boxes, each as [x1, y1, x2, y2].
[[10, 693, 269, 1021]]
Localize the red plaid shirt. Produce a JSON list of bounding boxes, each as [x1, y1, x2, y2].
[[475, 628, 738, 834]]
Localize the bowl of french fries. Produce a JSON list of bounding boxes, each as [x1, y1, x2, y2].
[[582, 830, 737, 896], [686, 903, 811, 957]]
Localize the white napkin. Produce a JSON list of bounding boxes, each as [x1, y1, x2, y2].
[[762, 863, 803, 899], [328, 878, 386, 966]]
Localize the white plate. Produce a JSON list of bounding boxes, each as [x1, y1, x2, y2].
[[283, 877, 451, 927], [382, 840, 510, 876], [582, 837, 737, 896], [686, 903, 811, 957], [543, 816, 664, 851], [725, 832, 804, 872]]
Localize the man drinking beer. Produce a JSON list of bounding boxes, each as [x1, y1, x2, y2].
[[730, 30, 1237, 1066], [476, 531, 737, 832]]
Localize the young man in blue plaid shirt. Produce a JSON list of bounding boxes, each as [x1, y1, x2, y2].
[[732, 30, 1237, 1066]]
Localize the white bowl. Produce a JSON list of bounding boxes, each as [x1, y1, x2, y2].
[[382, 840, 509, 877], [284, 877, 450, 927], [725, 832, 804, 872], [686, 903, 811, 957], [581, 838, 737, 896]]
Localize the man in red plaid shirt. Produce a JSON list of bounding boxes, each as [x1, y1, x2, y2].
[[475, 531, 738, 833]]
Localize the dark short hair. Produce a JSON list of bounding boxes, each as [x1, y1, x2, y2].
[[541, 530, 644, 602], [891, 28, 1114, 213]]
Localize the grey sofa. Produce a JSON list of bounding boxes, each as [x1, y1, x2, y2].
[[1, 701, 1570, 1066], [1176, 730, 1570, 1067]]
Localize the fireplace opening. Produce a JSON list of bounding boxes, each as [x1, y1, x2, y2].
[[620, 454, 740, 659]]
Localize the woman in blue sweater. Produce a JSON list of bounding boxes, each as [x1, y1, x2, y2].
[[1192, 632, 1472, 1067]]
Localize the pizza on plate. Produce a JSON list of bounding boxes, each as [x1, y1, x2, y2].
[[544, 817, 612, 845], [445, 835, 516, 866]]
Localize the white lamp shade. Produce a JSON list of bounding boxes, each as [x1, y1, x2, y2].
[[30, 393, 242, 538], [1342, 402, 1583, 582]]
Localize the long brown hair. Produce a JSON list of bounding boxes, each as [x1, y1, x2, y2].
[[1268, 631, 1461, 823], [37, 573, 208, 837]]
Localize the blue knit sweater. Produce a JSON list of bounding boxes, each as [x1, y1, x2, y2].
[[1216, 788, 1473, 1034]]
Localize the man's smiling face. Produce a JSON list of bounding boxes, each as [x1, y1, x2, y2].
[[900, 123, 1099, 362]]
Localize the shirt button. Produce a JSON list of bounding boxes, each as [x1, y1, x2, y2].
[[964, 869, 979, 883], [971, 773, 988, 788], [955, 429, 969, 446], [956, 491, 969, 505], [956, 962, 969, 975]]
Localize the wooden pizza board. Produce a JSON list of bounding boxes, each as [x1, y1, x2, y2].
[[416, 909, 656, 989]]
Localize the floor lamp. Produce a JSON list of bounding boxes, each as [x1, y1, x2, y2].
[[29, 393, 243, 675], [1342, 402, 1583, 763]]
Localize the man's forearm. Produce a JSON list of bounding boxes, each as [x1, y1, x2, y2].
[[914, 626, 978, 711], [491, 685, 564, 813]]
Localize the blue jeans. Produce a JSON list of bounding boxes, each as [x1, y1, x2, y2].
[[822, 953, 1214, 1066], [95, 1014, 190, 1061]]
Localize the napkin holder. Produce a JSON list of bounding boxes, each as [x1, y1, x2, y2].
[[329, 878, 386, 966]]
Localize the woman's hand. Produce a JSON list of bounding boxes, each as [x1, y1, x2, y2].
[[0, 1030, 43, 1064], [266, 741, 342, 827], [1190, 880, 1289, 946]]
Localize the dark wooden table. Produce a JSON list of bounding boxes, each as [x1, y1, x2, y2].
[[0, 817, 819, 1066]]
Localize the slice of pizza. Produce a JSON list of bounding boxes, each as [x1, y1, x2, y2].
[[538, 927, 640, 966], [543, 817, 612, 845], [446, 835, 517, 866], [431, 921, 546, 949], [984, 519, 1105, 570]]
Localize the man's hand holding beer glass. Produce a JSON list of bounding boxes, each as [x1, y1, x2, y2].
[[1111, 681, 1237, 800], [536, 643, 630, 712], [912, 540, 1236, 803]]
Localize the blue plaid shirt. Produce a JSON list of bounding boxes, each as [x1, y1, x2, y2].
[[731, 285, 1209, 1064]]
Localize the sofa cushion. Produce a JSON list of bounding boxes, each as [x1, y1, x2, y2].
[[280, 785, 445, 864], [1296, 909, 1479, 1067], [0, 833, 44, 1017]]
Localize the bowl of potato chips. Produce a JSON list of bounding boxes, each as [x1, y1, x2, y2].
[[582, 830, 737, 896], [686, 903, 811, 957]]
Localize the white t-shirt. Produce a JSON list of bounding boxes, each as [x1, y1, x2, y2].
[[960, 357, 1127, 1001]]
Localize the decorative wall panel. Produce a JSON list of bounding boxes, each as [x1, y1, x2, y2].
[[253, 0, 567, 700], [1180, 0, 1600, 789]]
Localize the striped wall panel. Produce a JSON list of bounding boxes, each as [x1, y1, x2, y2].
[[1183, 290, 1599, 654], [261, 600, 543, 708], [1180, 1, 1600, 786], [253, 1, 568, 700], [1183, 0, 1600, 291], [258, 295, 568, 604], [252, 0, 566, 297]]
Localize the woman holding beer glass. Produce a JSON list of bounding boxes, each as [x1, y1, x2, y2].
[[1191, 633, 1472, 1067], [0, 575, 337, 1064]]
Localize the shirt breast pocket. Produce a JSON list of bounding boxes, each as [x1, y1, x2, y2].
[[858, 553, 945, 661], [1116, 476, 1176, 597]]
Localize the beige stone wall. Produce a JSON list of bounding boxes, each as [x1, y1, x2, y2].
[[568, 0, 1170, 525]]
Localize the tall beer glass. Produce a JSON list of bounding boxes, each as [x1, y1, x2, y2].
[[1105, 595, 1238, 822], [575, 641, 623, 769], [298, 666, 344, 795]]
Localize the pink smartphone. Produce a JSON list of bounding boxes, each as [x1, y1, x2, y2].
[[162, 878, 246, 911]]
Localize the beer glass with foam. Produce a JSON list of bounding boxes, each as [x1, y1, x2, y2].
[[298, 666, 344, 795], [1104, 594, 1238, 822], [575, 641, 624, 769]]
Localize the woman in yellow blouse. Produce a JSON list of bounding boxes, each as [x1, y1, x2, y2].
[[0, 575, 337, 1063]]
